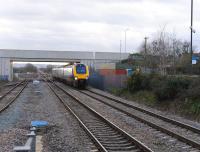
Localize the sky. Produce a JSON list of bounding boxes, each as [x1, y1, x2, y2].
[[0, 0, 199, 53], [13, 62, 68, 68]]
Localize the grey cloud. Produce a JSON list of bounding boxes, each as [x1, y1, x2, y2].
[[0, 0, 199, 52]]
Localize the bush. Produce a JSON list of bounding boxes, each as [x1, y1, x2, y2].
[[127, 73, 191, 101], [127, 73, 144, 92], [133, 91, 157, 106], [109, 87, 124, 96], [181, 78, 200, 100], [127, 73, 157, 92], [152, 77, 190, 100]]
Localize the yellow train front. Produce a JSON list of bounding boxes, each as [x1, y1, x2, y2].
[[52, 63, 89, 88]]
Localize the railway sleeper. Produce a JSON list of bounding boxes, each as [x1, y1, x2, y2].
[[99, 139, 130, 144], [102, 142, 134, 147], [94, 134, 123, 138], [105, 145, 138, 151], [91, 130, 117, 134], [88, 126, 113, 130], [93, 131, 119, 136], [97, 136, 126, 141]]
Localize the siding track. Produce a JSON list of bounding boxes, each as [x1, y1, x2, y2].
[[0, 80, 28, 113]]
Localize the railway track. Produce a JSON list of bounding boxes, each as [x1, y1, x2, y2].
[[0, 81, 25, 99], [71, 88, 200, 151], [1, 82, 21, 88], [51, 81, 200, 151], [0, 80, 28, 113], [86, 88, 200, 133], [47, 81, 152, 152]]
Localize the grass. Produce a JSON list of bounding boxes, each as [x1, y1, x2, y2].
[[108, 88, 200, 122], [127, 90, 157, 106], [181, 99, 200, 120], [109, 88, 157, 106]]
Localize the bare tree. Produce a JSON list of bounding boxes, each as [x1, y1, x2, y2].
[[139, 28, 189, 75]]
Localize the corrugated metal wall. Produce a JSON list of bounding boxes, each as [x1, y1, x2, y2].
[[0, 58, 11, 81], [89, 69, 128, 90]]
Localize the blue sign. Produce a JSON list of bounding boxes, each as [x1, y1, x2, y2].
[[192, 60, 197, 65], [192, 56, 199, 60], [192, 56, 199, 65], [31, 121, 48, 127], [126, 69, 133, 76]]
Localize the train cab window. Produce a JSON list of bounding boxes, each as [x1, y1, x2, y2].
[[76, 64, 86, 74]]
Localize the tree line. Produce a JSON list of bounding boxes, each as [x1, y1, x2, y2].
[[136, 29, 199, 75]]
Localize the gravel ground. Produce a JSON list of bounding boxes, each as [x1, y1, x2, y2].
[[0, 81, 94, 152], [58, 83, 199, 152], [0, 81, 8, 87], [82, 90, 200, 144], [89, 87, 200, 129], [0, 83, 17, 97], [51, 83, 138, 152]]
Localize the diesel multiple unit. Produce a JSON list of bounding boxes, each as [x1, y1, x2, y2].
[[52, 63, 89, 88]]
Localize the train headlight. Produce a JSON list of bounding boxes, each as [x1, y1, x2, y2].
[[75, 77, 78, 80], [86, 77, 88, 80]]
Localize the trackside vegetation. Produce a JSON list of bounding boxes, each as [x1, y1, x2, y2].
[[111, 73, 200, 121]]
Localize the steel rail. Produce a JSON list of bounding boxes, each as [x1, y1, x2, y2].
[[87, 89, 200, 134], [47, 82, 107, 152], [0, 81, 25, 100], [49, 81, 153, 152], [2, 82, 21, 88], [0, 81, 28, 113], [80, 89, 200, 150]]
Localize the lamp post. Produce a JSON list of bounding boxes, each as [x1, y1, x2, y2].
[[191, 0, 193, 66], [120, 39, 122, 63], [124, 28, 129, 53], [144, 37, 148, 72]]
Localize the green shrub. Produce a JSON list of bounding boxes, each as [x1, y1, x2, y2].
[[127, 73, 191, 101], [127, 73, 144, 92], [190, 101, 200, 115], [181, 78, 200, 100], [182, 99, 200, 116], [133, 91, 157, 106], [109, 87, 124, 96], [127, 73, 156, 92], [152, 77, 190, 101]]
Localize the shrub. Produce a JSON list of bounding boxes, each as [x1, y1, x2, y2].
[[133, 91, 157, 106], [181, 78, 200, 100], [127, 73, 144, 92], [127, 73, 191, 101], [127, 73, 157, 92], [152, 77, 190, 101], [109, 87, 124, 96]]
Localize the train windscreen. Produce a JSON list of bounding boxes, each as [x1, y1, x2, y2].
[[76, 64, 86, 74]]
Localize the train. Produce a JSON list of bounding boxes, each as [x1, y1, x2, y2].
[[52, 63, 89, 88]]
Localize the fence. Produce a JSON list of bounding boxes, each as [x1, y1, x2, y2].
[[88, 69, 129, 91]]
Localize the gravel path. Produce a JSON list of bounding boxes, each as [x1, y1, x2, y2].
[[58, 83, 199, 152], [0, 81, 94, 152]]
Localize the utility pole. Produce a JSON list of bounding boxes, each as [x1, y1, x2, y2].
[[190, 0, 193, 74], [120, 39, 122, 88], [120, 40, 122, 63], [125, 31, 127, 53], [173, 39, 176, 75], [144, 37, 148, 72], [124, 28, 129, 53], [144, 37, 148, 55]]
